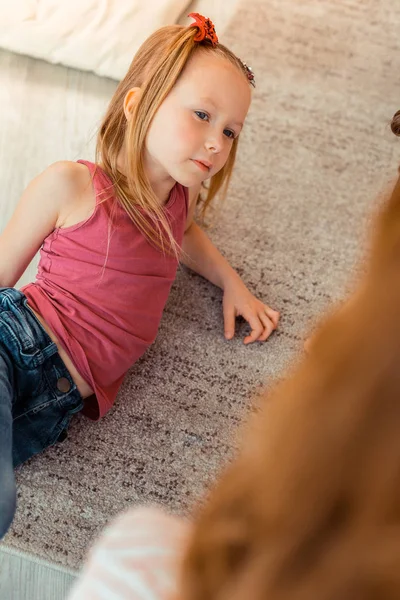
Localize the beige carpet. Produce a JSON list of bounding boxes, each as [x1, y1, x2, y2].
[[2, 0, 400, 569]]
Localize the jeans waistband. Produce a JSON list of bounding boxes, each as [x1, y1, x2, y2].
[[0, 287, 59, 365]]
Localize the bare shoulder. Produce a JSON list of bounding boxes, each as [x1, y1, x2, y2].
[[40, 160, 92, 198], [40, 161, 95, 228]]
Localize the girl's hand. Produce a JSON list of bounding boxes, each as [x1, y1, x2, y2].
[[222, 277, 280, 344]]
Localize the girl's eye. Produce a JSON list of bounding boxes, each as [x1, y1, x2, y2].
[[194, 111, 236, 139], [195, 111, 209, 121], [223, 129, 235, 139]]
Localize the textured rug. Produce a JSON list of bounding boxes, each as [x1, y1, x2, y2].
[[2, 0, 400, 569]]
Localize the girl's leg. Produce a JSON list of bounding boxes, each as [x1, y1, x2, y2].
[[0, 358, 81, 540], [0, 287, 83, 536], [0, 348, 16, 539]]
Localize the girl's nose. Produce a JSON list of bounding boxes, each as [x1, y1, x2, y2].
[[205, 132, 223, 153]]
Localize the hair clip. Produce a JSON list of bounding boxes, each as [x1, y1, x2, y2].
[[188, 13, 219, 48], [241, 61, 256, 88], [391, 110, 400, 136]]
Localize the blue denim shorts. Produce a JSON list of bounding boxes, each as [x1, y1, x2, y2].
[[0, 287, 84, 467]]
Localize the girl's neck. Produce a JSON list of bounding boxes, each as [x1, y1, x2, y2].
[[116, 148, 175, 207]]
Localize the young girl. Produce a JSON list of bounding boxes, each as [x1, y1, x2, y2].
[[68, 116, 400, 600], [0, 14, 279, 538]]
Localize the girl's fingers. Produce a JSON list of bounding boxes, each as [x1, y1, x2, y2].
[[265, 306, 280, 328], [226, 302, 280, 344], [243, 314, 265, 344], [223, 304, 236, 339], [257, 312, 275, 342]]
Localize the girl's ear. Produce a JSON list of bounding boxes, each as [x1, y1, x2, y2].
[[123, 87, 142, 121]]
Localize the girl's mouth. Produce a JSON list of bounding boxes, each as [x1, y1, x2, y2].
[[192, 159, 211, 172]]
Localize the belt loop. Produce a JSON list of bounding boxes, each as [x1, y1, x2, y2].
[[40, 342, 59, 361]]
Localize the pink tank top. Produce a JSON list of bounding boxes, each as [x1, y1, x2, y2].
[[22, 160, 188, 420]]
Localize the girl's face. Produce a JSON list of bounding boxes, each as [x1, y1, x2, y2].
[[144, 51, 252, 198]]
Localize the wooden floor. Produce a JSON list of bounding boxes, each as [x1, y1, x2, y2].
[[0, 546, 77, 600]]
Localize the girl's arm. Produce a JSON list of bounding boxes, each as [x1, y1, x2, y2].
[[182, 220, 240, 289], [181, 185, 239, 288], [181, 189, 279, 344], [0, 161, 86, 287]]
